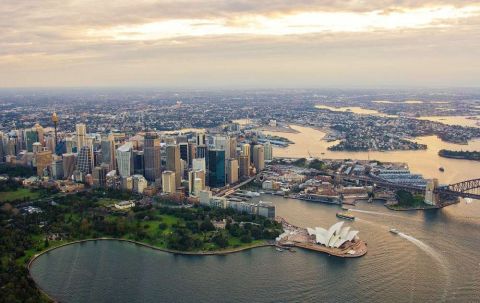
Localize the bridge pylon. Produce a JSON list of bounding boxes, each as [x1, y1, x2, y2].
[[425, 178, 439, 206]]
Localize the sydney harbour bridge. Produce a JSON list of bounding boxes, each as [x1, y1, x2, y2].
[[338, 175, 480, 204]]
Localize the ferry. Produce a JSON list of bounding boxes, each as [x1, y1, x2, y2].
[[389, 228, 399, 235], [297, 193, 341, 204], [336, 212, 355, 220]]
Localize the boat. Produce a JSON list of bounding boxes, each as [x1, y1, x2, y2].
[[336, 212, 355, 220], [389, 228, 399, 235], [276, 247, 284, 252], [341, 206, 350, 211], [439, 167, 445, 172], [289, 248, 297, 253]]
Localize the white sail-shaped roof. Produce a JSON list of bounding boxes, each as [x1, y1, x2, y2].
[[308, 222, 359, 248]]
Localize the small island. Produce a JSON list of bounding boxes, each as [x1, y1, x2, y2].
[[438, 149, 480, 161]]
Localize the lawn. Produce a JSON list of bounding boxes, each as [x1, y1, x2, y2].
[[0, 188, 41, 202]]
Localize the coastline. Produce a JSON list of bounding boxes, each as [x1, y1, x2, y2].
[[27, 238, 275, 302]]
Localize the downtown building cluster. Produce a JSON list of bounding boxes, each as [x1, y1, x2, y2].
[[0, 114, 273, 199]]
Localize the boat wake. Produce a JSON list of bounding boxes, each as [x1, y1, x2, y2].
[[397, 232, 450, 302]]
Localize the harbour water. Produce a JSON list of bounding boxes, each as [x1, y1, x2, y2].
[[30, 195, 480, 302], [262, 124, 480, 184]]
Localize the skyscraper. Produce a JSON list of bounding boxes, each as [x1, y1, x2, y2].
[[52, 112, 59, 144], [133, 150, 144, 175], [162, 170, 176, 193], [188, 170, 205, 196], [208, 149, 225, 188], [101, 134, 116, 171], [75, 123, 86, 149], [77, 145, 93, 175], [192, 158, 206, 172], [143, 132, 161, 182], [226, 158, 239, 184], [62, 153, 76, 180], [241, 143, 250, 159], [35, 150, 52, 176], [116, 142, 133, 177], [264, 142, 273, 161], [229, 137, 237, 159], [92, 165, 108, 188], [253, 145, 265, 172], [166, 144, 181, 188], [196, 132, 206, 146], [51, 158, 64, 179], [25, 129, 38, 152], [179, 142, 189, 166], [239, 155, 249, 178]]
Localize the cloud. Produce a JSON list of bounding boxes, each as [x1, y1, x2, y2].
[[0, 1, 479, 87]]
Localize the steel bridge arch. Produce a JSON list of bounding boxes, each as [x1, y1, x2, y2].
[[447, 178, 480, 193]]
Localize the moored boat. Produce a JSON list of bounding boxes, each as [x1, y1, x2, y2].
[[336, 212, 355, 220]]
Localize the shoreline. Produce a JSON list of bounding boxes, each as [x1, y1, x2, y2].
[[27, 238, 274, 302]]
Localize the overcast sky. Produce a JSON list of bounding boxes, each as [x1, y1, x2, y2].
[[1, 1, 479, 88]]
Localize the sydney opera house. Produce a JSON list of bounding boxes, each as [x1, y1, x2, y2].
[[307, 222, 359, 248]]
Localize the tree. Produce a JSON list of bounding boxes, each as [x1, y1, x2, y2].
[[240, 233, 252, 243]]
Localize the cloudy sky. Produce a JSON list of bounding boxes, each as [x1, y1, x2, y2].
[[1, 1, 479, 88]]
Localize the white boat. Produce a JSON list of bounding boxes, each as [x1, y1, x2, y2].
[[276, 247, 284, 252], [389, 228, 399, 235]]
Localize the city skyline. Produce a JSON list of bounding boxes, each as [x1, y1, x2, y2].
[[1, 1, 480, 88]]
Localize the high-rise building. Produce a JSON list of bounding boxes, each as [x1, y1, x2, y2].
[[196, 132, 206, 146], [46, 135, 56, 153], [162, 171, 176, 193], [253, 145, 265, 172], [51, 158, 64, 179], [264, 142, 273, 161], [92, 165, 109, 188], [52, 112, 59, 144], [116, 142, 133, 177], [25, 129, 39, 152], [77, 145, 93, 175], [34, 123, 45, 146], [214, 135, 230, 159], [188, 170, 205, 196], [239, 155, 249, 178], [101, 134, 116, 170], [166, 144, 181, 188], [188, 139, 196, 166], [229, 137, 237, 159], [62, 153, 76, 180], [226, 158, 239, 184], [132, 175, 148, 194], [208, 149, 226, 188], [196, 145, 207, 159], [179, 142, 189, 167], [35, 150, 52, 176], [133, 150, 144, 175], [65, 136, 75, 153], [76, 123, 86, 149], [192, 158, 206, 172], [241, 143, 250, 159], [144, 132, 161, 182]]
